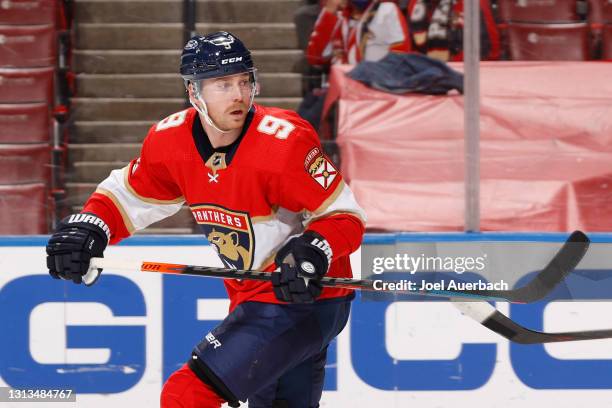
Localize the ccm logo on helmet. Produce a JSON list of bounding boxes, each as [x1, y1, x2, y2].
[[221, 57, 243, 65]]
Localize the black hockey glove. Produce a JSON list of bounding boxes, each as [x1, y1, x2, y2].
[[271, 231, 333, 303], [46, 213, 110, 286]]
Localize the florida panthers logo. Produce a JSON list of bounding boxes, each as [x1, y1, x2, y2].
[[207, 229, 251, 270], [205, 34, 235, 50], [190, 204, 254, 270]]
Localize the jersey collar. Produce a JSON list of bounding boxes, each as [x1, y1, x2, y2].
[[191, 107, 255, 167]]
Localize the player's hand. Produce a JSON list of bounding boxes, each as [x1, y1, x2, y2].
[[46, 213, 110, 286], [272, 232, 332, 303]]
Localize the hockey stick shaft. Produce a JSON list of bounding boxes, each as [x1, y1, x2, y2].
[[86, 257, 612, 343], [84, 258, 519, 301], [87, 231, 589, 303], [87, 257, 382, 291]]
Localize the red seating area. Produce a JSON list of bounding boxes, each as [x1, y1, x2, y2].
[[0, 103, 50, 143], [0, 144, 51, 184], [0, 183, 48, 234], [0, 0, 58, 25], [498, 0, 581, 22], [506, 22, 590, 60], [497, 0, 612, 60], [0, 67, 54, 103], [0, 0, 70, 234], [0, 24, 56, 67]]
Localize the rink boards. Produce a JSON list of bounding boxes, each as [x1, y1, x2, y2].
[[1, 233, 612, 407]]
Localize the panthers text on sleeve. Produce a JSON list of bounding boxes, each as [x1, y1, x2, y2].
[[82, 105, 366, 310]]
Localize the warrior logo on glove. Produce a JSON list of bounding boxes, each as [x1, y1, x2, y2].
[[46, 213, 110, 285], [272, 232, 333, 303]]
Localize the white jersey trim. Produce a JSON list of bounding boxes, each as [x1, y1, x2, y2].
[[251, 207, 303, 270], [97, 166, 185, 232], [306, 180, 367, 226]]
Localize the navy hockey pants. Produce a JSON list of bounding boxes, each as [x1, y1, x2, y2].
[[192, 295, 352, 407]]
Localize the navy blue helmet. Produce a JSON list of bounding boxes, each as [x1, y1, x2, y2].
[[180, 31, 255, 81]]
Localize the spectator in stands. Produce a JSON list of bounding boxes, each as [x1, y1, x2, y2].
[[294, 0, 326, 96], [295, 0, 323, 52], [299, 0, 411, 129], [406, 0, 501, 61], [306, 0, 411, 66]]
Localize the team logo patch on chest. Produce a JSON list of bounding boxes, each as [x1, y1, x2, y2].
[[191, 204, 254, 270], [304, 147, 338, 190]]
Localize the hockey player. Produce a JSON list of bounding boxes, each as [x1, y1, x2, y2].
[[46, 32, 366, 407]]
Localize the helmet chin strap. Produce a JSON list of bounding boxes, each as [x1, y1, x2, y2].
[[190, 93, 232, 134]]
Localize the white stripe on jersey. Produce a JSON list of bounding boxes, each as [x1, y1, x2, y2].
[[251, 207, 303, 270], [97, 166, 185, 232], [306, 180, 367, 226]]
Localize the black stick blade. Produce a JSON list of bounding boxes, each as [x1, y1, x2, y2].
[[440, 230, 590, 303], [502, 230, 590, 303], [483, 309, 612, 344]]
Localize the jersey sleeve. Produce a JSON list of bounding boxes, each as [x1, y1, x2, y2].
[[82, 127, 185, 244], [273, 126, 366, 259]]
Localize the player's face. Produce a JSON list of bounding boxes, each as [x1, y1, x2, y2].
[[199, 73, 253, 131]]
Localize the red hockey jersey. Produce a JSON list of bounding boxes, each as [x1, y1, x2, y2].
[[83, 104, 366, 310]]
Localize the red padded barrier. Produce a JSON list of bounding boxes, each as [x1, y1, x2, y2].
[[0, 24, 56, 67], [498, 0, 581, 22], [507, 22, 590, 60], [0, 0, 57, 25], [0, 143, 50, 184], [0, 183, 47, 234], [0, 67, 53, 103], [0, 103, 49, 143], [324, 63, 612, 232]]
